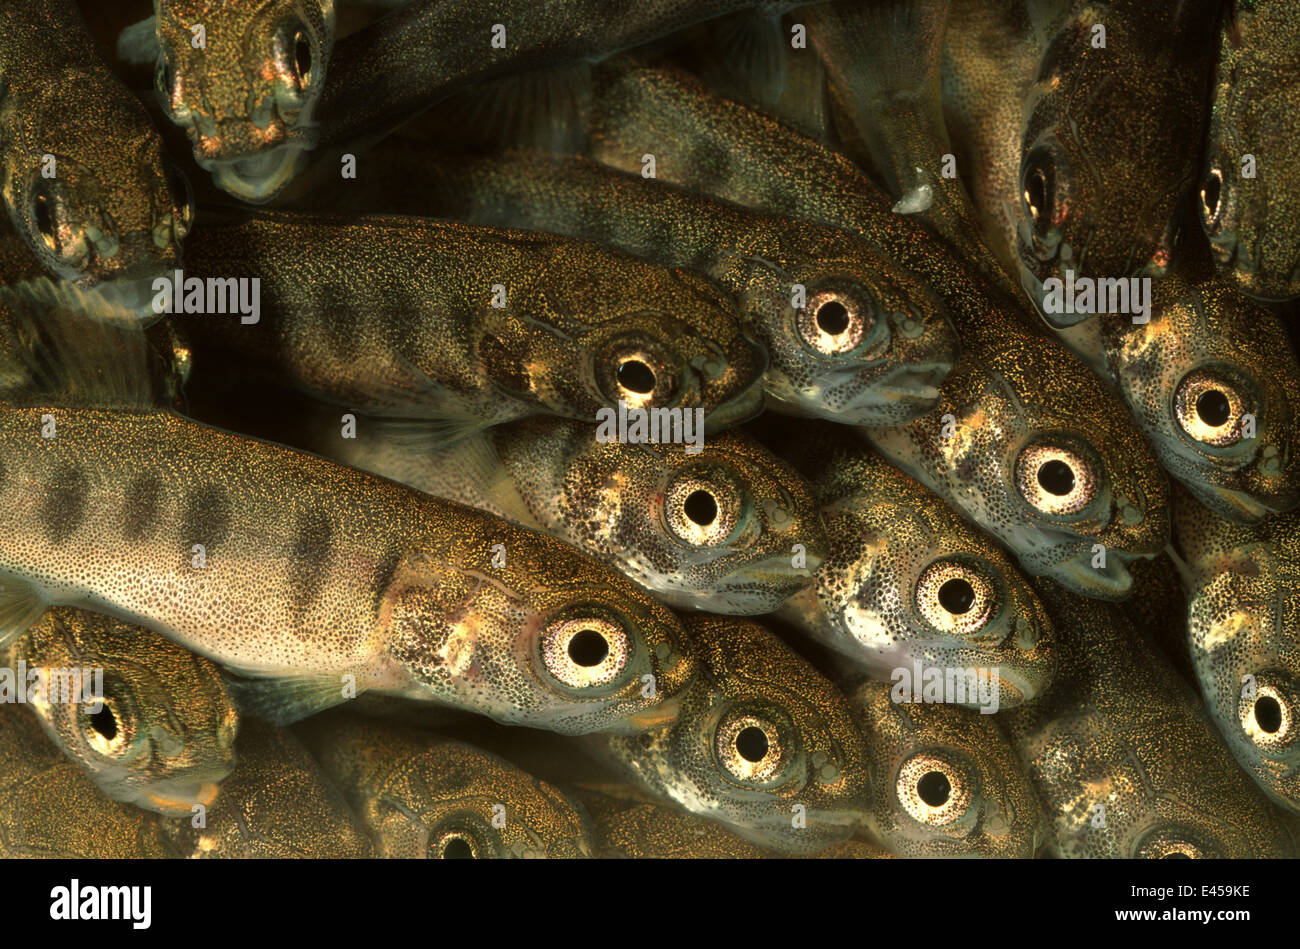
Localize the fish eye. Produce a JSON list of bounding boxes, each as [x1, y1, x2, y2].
[[795, 285, 878, 357], [915, 560, 999, 636], [539, 615, 632, 690], [1014, 442, 1100, 517], [1174, 368, 1251, 447], [167, 166, 195, 236], [1020, 146, 1060, 241], [599, 339, 679, 410], [663, 468, 745, 547], [429, 826, 485, 859], [1237, 675, 1296, 753], [294, 31, 312, 85], [156, 57, 175, 102], [617, 359, 656, 394], [896, 752, 975, 827], [81, 698, 132, 758], [1134, 826, 1220, 859], [1200, 164, 1226, 233], [275, 20, 314, 93], [32, 189, 55, 243], [715, 710, 789, 784]]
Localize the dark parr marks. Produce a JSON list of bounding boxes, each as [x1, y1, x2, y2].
[[370, 547, 404, 616], [290, 504, 333, 615], [182, 485, 232, 552], [121, 473, 163, 541], [40, 464, 87, 545], [689, 141, 733, 193]]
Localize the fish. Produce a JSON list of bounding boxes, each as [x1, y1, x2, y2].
[[0, 280, 696, 735], [588, 614, 871, 854], [0, 607, 238, 817], [121, 0, 336, 204], [582, 61, 1170, 600], [572, 784, 770, 858], [1172, 487, 1300, 814], [172, 210, 766, 442], [0, 701, 176, 858], [768, 419, 1055, 709], [1199, 0, 1300, 300], [321, 143, 957, 426], [161, 718, 372, 858], [845, 676, 1042, 857], [1002, 579, 1296, 857], [273, 396, 827, 615], [299, 714, 594, 858], [0, 0, 191, 308]]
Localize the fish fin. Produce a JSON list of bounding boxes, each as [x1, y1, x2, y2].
[[0, 278, 161, 409], [432, 62, 593, 154], [708, 9, 790, 109], [116, 17, 160, 66], [224, 672, 354, 725], [772, 40, 830, 140], [0, 578, 45, 649]]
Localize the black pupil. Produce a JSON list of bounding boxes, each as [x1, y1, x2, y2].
[[1196, 389, 1232, 427], [617, 359, 656, 394], [1202, 171, 1222, 217], [442, 837, 475, 859], [1255, 696, 1283, 734], [33, 192, 52, 235], [938, 578, 976, 615], [1163, 851, 1192, 859], [568, 629, 609, 667], [917, 771, 951, 807], [1027, 167, 1049, 226], [735, 726, 769, 763], [89, 705, 117, 741], [161, 61, 173, 94], [816, 300, 851, 335], [683, 489, 717, 526], [294, 33, 311, 79], [1037, 459, 1076, 496]]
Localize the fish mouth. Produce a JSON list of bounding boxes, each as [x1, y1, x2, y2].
[[703, 363, 768, 433], [1049, 549, 1135, 600], [81, 274, 169, 322], [205, 144, 310, 204], [144, 779, 223, 816], [618, 693, 684, 732], [1186, 480, 1282, 523]]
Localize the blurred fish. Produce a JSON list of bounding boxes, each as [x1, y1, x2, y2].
[[846, 676, 1042, 857], [584, 62, 1170, 600], [1002, 579, 1296, 857], [589, 615, 871, 854], [769, 420, 1055, 708], [301, 715, 594, 858], [1173, 488, 1300, 814], [1199, 0, 1300, 300], [162, 718, 371, 857], [1, 607, 237, 817], [0, 702, 175, 857], [0, 0, 191, 308], [0, 281, 696, 735], [174, 210, 766, 442]]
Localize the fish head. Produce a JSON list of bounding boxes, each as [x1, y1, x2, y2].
[[155, 0, 336, 202], [601, 616, 871, 854], [737, 234, 956, 424]]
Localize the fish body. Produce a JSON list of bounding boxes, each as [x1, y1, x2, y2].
[[0, 607, 237, 817], [573, 784, 769, 858]]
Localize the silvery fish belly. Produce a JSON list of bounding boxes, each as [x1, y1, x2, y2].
[[770, 420, 1055, 709], [1002, 580, 1296, 858], [589, 615, 871, 855], [1174, 488, 1300, 814], [0, 0, 191, 308], [0, 607, 237, 817], [173, 211, 766, 439], [299, 714, 594, 858]]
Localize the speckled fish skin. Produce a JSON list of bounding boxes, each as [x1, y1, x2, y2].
[[1002, 579, 1296, 857], [769, 420, 1055, 709], [300, 715, 594, 858], [589, 615, 871, 855], [0, 0, 190, 303], [0, 702, 175, 858], [845, 676, 1042, 858], [161, 718, 371, 858], [153, 0, 336, 203], [1173, 488, 1300, 814], [175, 211, 766, 435], [0, 607, 237, 817], [1012, 1, 1221, 322], [366, 145, 957, 426], [572, 784, 770, 858], [298, 406, 827, 615], [584, 63, 1170, 600], [1200, 0, 1300, 300], [0, 295, 696, 736]]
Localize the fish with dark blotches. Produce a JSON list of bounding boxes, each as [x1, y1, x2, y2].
[[583, 61, 1170, 600], [1, 607, 237, 817], [161, 718, 372, 858], [300, 715, 594, 858], [845, 676, 1043, 858], [588, 615, 871, 854], [0, 0, 191, 309], [0, 281, 696, 736], [1173, 488, 1300, 815], [174, 210, 766, 442], [1002, 579, 1296, 857], [768, 419, 1055, 709]]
